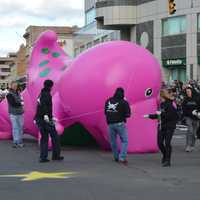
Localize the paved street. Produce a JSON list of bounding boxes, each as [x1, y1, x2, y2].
[[0, 133, 200, 200]]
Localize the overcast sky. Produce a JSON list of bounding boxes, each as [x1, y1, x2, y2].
[[0, 0, 84, 56]]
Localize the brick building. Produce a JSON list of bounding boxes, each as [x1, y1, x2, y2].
[[23, 26, 79, 58]]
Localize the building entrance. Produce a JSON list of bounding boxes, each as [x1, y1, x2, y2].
[[170, 67, 186, 82]]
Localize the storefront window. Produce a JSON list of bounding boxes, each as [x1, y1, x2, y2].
[[86, 8, 96, 25], [162, 16, 186, 36]]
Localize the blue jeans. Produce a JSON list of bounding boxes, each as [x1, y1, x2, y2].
[[9, 114, 24, 144], [108, 122, 128, 160]]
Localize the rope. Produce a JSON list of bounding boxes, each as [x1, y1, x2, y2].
[[57, 109, 103, 122]]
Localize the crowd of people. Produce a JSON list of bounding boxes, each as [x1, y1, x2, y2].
[[2, 79, 200, 166], [156, 80, 200, 166]]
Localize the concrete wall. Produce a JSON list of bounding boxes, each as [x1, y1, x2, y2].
[[94, 0, 200, 81]]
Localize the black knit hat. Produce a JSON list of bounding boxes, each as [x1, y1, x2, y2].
[[114, 87, 124, 99], [44, 79, 54, 88]]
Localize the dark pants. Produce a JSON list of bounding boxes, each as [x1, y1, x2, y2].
[[158, 128, 175, 163], [36, 120, 61, 160]]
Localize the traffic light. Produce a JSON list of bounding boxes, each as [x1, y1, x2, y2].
[[168, 0, 176, 15]]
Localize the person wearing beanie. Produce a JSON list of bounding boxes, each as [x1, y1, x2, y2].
[[34, 80, 64, 163], [104, 87, 131, 165]]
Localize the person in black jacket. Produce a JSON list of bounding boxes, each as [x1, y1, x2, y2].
[[104, 88, 131, 164], [182, 87, 200, 152], [145, 89, 178, 167], [158, 90, 178, 167], [34, 80, 64, 163]]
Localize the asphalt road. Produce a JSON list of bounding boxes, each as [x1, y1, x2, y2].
[[0, 133, 200, 200]]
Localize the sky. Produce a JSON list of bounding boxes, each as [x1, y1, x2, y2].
[[0, 0, 84, 56]]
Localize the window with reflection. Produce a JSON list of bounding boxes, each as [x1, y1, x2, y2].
[[162, 16, 186, 36]]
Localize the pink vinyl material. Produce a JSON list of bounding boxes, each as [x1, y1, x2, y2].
[[0, 30, 161, 153]]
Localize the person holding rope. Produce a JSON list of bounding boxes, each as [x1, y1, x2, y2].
[[144, 89, 178, 167], [34, 80, 64, 163]]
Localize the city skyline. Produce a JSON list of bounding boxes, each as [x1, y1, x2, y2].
[[0, 0, 84, 56]]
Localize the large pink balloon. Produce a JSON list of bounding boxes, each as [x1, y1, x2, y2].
[[0, 31, 69, 140], [0, 30, 161, 153], [58, 41, 161, 152]]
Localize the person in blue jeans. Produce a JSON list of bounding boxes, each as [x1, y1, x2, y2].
[[104, 88, 131, 164], [6, 81, 24, 148]]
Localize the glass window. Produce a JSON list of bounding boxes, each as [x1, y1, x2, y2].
[[74, 48, 80, 57], [162, 16, 186, 36], [86, 42, 92, 48], [198, 14, 200, 32], [102, 35, 109, 42], [1, 68, 10, 72], [86, 8, 96, 25], [94, 39, 100, 45]]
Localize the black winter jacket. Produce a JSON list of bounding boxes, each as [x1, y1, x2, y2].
[[104, 94, 131, 124], [34, 88, 53, 121], [6, 89, 24, 115], [182, 96, 200, 120], [160, 99, 178, 130]]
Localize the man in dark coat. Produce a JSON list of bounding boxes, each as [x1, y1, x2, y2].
[[34, 80, 64, 163]]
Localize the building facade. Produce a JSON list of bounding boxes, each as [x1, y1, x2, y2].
[[0, 53, 17, 89], [92, 0, 200, 83], [74, 0, 120, 57], [16, 44, 27, 83], [23, 26, 79, 58]]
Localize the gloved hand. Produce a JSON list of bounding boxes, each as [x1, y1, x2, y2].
[[44, 115, 49, 122], [192, 110, 198, 116], [53, 117, 58, 122], [144, 113, 160, 120], [144, 114, 150, 118], [156, 111, 161, 115]]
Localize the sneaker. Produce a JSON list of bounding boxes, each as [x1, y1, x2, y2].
[[52, 156, 64, 161], [17, 143, 25, 148], [12, 144, 18, 148], [185, 146, 192, 152], [162, 161, 171, 167], [39, 159, 50, 163], [119, 158, 128, 165], [190, 146, 195, 151], [113, 158, 119, 162]]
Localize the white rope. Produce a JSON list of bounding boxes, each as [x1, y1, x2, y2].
[[57, 109, 103, 122]]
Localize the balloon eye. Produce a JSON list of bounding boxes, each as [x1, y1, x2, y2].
[[145, 88, 153, 97]]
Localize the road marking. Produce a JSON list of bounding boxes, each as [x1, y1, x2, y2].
[[0, 171, 77, 181]]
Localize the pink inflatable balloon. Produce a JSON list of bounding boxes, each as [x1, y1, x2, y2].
[[0, 30, 69, 141], [58, 41, 161, 152], [0, 30, 161, 153]]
